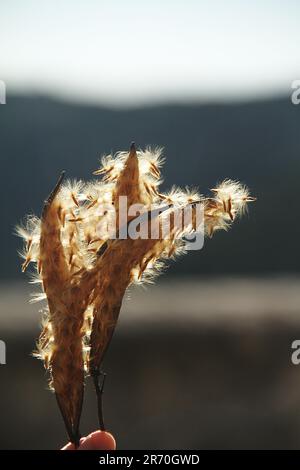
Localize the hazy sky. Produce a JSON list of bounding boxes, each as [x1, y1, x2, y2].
[[1, 0, 300, 105]]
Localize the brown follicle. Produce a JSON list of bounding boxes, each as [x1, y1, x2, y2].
[[17, 143, 255, 442]]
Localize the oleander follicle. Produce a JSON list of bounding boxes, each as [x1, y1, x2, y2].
[[17, 142, 255, 446]]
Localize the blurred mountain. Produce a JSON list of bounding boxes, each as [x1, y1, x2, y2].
[[1, 94, 299, 279]]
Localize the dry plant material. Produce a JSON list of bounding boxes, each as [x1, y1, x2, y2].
[[17, 143, 255, 445]]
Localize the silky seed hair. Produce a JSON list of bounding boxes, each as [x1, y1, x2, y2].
[[17, 143, 255, 443]]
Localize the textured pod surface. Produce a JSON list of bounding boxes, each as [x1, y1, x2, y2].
[[39, 174, 86, 444], [17, 143, 255, 440]]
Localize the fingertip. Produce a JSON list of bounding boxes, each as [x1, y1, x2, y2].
[[61, 442, 75, 450], [88, 430, 116, 450], [61, 430, 116, 451], [61, 437, 87, 450]]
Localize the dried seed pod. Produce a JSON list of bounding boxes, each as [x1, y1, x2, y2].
[[17, 142, 255, 442], [39, 173, 86, 446]]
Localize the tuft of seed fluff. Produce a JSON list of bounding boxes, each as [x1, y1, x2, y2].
[[17, 143, 255, 442]]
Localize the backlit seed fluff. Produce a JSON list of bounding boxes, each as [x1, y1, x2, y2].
[[17, 143, 255, 445]]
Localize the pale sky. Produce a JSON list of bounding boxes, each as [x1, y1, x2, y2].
[[1, 0, 300, 105]]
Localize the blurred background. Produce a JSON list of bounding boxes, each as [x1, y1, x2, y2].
[[1, 0, 300, 449]]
